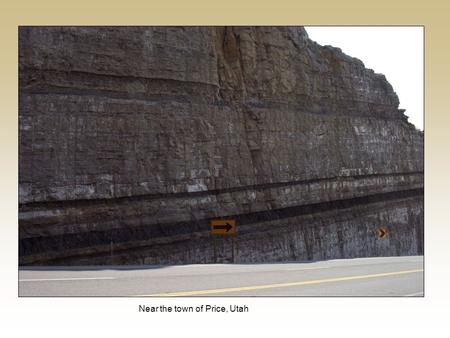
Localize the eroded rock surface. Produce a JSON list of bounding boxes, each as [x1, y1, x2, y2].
[[19, 27, 423, 265]]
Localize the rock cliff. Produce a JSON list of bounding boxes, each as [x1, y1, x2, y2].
[[19, 27, 423, 265]]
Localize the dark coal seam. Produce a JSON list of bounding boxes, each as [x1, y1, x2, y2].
[[32, 192, 424, 265], [19, 172, 423, 210], [19, 87, 204, 106], [19, 68, 220, 88], [19, 188, 423, 257]]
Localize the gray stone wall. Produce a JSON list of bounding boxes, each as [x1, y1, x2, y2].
[[19, 27, 423, 265]]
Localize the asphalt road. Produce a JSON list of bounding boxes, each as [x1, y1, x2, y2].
[[19, 256, 423, 297]]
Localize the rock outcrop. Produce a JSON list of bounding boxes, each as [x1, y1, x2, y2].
[[19, 27, 423, 265]]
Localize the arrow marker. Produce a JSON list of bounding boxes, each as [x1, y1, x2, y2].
[[210, 219, 236, 235], [377, 228, 387, 238], [213, 223, 233, 232]]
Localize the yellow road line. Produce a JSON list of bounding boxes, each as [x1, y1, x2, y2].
[[140, 269, 423, 297]]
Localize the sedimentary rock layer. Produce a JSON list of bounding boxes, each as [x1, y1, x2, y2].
[[19, 27, 424, 265]]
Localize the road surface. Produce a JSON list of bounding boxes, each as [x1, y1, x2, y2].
[[19, 256, 423, 297]]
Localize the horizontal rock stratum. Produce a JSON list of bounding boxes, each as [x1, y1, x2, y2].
[[19, 27, 423, 265]]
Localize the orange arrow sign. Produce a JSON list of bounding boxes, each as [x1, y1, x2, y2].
[[377, 227, 387, 238], [210, 219, 236, 235]]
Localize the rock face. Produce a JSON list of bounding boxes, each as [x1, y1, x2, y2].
[[19, 27, 423, 265]]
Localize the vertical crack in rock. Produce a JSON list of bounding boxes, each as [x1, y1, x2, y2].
[[19, 26, 423, 265]]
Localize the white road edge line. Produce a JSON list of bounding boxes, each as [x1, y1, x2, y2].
[[285, 266, 330, 271], [19, 277, 116, 282], [403, 291, 424, 296]]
